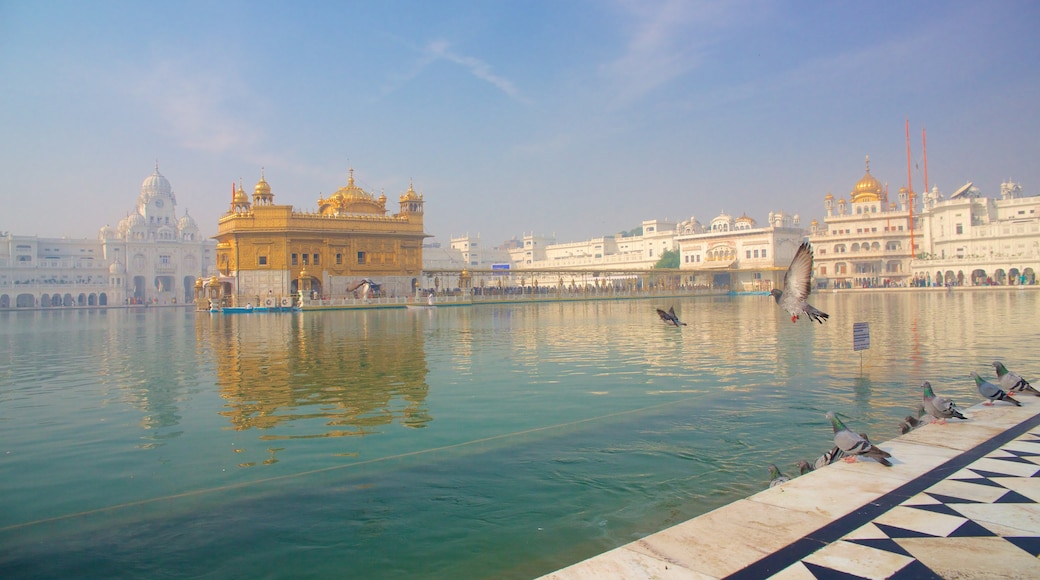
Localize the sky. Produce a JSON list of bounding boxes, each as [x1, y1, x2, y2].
[[2, 0, 1039, 246]]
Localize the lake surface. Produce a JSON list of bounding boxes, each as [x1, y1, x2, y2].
[[1, 291, 1038, 578]]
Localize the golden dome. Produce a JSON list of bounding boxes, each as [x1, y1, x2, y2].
[[825, 192, 834, 201], [233, 184, 249, 205], [851, 155, 881, 203], [254, 174, 271, 197], [400, 180, 421, 202], [318, 168, 386, 216], [334, 168, 373, 202]]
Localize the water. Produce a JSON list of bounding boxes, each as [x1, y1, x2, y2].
[[1, 291, 1037, 578]]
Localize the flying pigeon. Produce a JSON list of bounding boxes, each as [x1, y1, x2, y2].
[[767, 464, 791, 488], [656, 306, 686, 327], [826, 411, 892, 466], [972, 371, 1021, 406], [922, 381, 967, 423], [993, 361, 1040, 396], [770, 242, 829, 324]]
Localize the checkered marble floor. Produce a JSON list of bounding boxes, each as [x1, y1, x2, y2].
[[542, 403, 1040, 580], [739, 426, 1040, 579]]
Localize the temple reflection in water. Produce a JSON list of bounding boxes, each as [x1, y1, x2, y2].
[[196, 311, 431, 439]]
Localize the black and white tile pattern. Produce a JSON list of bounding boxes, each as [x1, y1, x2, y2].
[[734, 428, 1040, 579]]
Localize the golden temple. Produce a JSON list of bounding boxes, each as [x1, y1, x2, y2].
[[209, 168, 428, 307]]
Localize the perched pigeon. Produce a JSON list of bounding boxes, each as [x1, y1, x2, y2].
[[797, 459, 814, 475], [973, 371, 1021, 406], [899, 415, 922, 434], [922, 381, 967, 422], [656, 306, 686, 327], [767, 464, 791, 488], [813, 446, 846, 470], [770, 242, 829, 324], [826, 412, 892, 466], [993, 362, 1040, 396]]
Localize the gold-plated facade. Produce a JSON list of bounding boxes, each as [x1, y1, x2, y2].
[[213, 169, 429, 301]]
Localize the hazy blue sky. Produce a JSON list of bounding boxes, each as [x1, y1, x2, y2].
[[2, 1, 1038, 245]]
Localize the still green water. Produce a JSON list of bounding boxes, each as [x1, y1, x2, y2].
[[1, 291, 1037, 578]]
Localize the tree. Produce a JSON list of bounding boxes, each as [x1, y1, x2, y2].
[[654, 249, 679, 269]]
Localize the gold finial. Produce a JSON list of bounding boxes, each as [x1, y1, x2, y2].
[[865, 155, 870, 173]]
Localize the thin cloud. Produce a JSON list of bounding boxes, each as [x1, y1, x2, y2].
[[425, 40, 528, 103], [601, 0, 763, 107], [128, 58, 265, 154], [386, 39, 530, 104]]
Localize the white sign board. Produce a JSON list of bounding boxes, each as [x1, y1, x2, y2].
[[853, 322, 870, 351]]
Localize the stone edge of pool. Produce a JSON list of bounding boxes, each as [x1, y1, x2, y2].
[[539, 396, 1040, 579]]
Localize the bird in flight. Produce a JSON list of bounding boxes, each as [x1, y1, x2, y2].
[[770, 242, 829, 324], [656, 306, 686, 327]]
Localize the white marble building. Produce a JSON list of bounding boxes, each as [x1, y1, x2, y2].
[[0, 165, 216, 308], [676, 211, 805, 291], [506, 220, 677, 270], [911, 180, 1040, 285], [808, 158, 916, 288]]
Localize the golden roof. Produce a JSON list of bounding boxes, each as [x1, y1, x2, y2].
[[254, 170, 271, 197], [233, 183, 249, 205], [851, 155, 882, 203], [400, 180, 421, 202], [318, 168, 387, 216]]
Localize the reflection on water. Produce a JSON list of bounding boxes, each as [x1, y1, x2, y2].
[[198, 311, 431, 438], [1, 291, 1038, 579]]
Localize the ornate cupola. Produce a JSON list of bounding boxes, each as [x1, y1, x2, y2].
[[399, 179, 424, 215], [231, 180, 251, 214], [253, 168, 274, 206]]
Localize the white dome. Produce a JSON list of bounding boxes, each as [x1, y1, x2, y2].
[[178, 211, 198, 232], [142, 166, 173, 197], [99, 225, 117, 240], [109, 260, 125, 274]]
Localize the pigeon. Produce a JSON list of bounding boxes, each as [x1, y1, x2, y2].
[[899, 415, 921, 434], [656, 306, 686, 327], [922, 381, 967, 423], [993, 361, 1040, 396], [767, 464, 791, 488], [813, 446, 846, 470], [973, 371, 1021, 406], [770, 242, 829, 324], [826, 411, 892, 466], [797, 459, 814, 475]]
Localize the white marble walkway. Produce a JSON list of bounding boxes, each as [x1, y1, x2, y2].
[[541, 397, 1040, 579]]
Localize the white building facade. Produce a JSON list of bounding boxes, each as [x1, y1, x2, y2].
[[675, 211, 805, 291], [911, 181, 1039, 286], [0, 166, 216, 309], [507, 219, 677, 270], [808, 158, 916, 289]]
